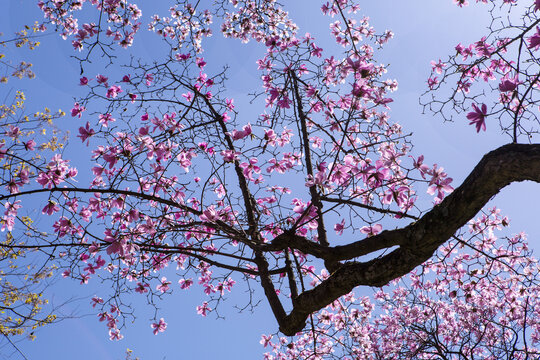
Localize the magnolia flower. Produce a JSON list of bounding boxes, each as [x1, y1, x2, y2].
[[466, 103, 488, 132]]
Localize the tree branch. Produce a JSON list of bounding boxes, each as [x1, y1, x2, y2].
[[277, 143, 540, 335]]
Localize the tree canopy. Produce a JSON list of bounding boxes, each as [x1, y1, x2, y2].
[[1, 0, 540, 358]]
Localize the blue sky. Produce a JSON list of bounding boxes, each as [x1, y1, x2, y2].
[[1, 0, 539, 359]]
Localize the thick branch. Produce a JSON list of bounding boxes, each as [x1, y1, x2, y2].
[[264, 230, 404, 261], [277, 143, 540, 335]]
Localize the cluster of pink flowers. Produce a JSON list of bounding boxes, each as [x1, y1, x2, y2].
[[221, 0, 298, 45], [425, 0, 540, 138], [8, 0, 533, 354], [149, 4, 213, 54], [263, 209, 540, 359], [36, 154, 78, 189], [37, 0, 142, 50], [1, 201, 22, 232]]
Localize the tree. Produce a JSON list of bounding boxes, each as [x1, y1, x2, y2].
[[0, 25, 65, 353], [1, 0, 540, 358]]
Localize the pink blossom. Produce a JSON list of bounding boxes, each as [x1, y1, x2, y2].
[[18, 168, 29, 186], [203, 284, 215, 295], [427, 76, 439, 89], [527, 26, 540, 50], [95, 256, 106, 268], [71, 102, 85, 118], [277, 95, 292, 109], [91, 296, 104, 308], [196, 301, 211, 317], [175, 53, 191, 61], [311, 43, 323, 57], [360, 224, 382, 236], [498, 75, 519, 92], [24, 139, 36, 151], [196, 57, 207, 68], [98, 113, 115, 127], [428, 177, 454, 203], [80, 273, 90, 284], [334, 219, 345, 235], [156, 277, 171, 293], [36, 154, 76, 188], [200, 205, 219, 223], [1, 201, 21, 232], [260, 334, 273, 347], [466, 103, 488, 132], [182, 92, 194, 101], [430, 59, 446, 74], [178, 278, 193, 289], [229, 124, 252, 140], [351, 80, 371, 98], [145, 73, 154, 86], [151, 318, 167, 335], [135, 282, 149, 294], [106, 85, 123, 98], [104, 230, 127, 256], [240, 158, 262, 182], [267, 87, 281, 106], [96, 74, 109, 85], [109, 329, 123, 341], [367, 160, 390, 188], [42, 200, 60, 215], [77, 122, 95, 144], [222, 277, 235, 291]]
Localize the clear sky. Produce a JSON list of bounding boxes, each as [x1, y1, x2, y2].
[[1, 0, 539, 359]]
